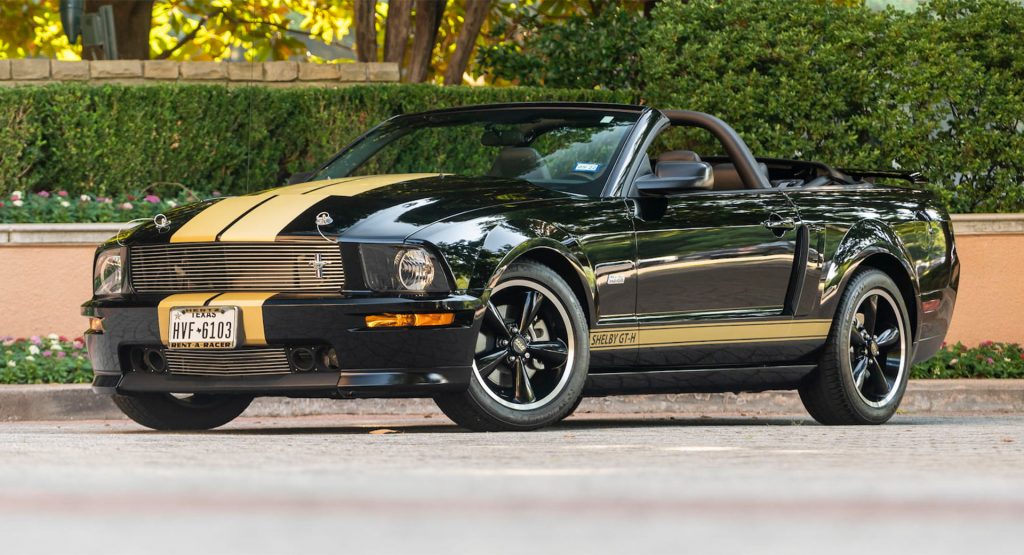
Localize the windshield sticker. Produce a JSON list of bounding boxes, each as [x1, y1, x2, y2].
[[574, 162, 602, 173], [600, 116, 614, 124]]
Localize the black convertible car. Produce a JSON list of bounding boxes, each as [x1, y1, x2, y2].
[[83, 103, 959, 431]]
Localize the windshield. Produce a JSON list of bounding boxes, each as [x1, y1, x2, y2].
[[313, 108, 641, 197]]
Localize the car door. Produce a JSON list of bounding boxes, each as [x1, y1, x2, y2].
[[630, 189, 802, 367]]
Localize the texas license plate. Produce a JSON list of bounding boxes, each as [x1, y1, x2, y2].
[[168, 306, 239, 349]]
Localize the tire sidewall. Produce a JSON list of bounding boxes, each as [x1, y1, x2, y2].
[[832, 271, 913, 423], [463, 262, 590, 429]]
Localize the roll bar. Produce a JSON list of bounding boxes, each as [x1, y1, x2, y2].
[[660, 110, 771, 189]]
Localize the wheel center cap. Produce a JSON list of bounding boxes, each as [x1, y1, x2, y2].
[[510, 335, 529, 355], [869, 341, 880, 356]]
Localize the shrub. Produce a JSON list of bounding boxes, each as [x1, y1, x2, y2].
[[910, 342, 1024, 379], [1, 188, 203, 223], [0, 83, 635, 203], [641, 0, 1024, 213]]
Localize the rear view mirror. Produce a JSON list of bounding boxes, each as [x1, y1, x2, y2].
[[636, 161, 714, 194]]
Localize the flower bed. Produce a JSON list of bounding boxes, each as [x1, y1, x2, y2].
[[1, 336, 1021, 385], [1, 335, 91, 384], [1, 189, 216, 224]]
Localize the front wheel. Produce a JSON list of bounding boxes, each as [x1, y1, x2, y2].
[[799, 269, 912, 425], [434, 261, 589, 431], [112, 393, 253, 431]]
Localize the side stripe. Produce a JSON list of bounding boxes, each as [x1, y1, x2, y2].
[[589, 319, 832, 351]]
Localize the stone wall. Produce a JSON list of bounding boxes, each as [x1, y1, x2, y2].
[[0, 59, 399, 87]]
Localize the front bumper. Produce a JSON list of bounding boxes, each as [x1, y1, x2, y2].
[[83, 293, 482, 398]]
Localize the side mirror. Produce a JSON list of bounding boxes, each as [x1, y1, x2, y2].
[[636, 161, 714, 195], [287, 171, 315, 185]]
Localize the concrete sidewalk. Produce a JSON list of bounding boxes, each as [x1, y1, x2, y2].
[[0, 379, 1021, 421]]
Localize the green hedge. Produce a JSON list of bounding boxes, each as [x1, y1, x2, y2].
[[642, 0, 1024, 213], [0, 84, 634, 201]]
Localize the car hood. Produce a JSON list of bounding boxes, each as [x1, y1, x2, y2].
[[120, 174, 569, 245]]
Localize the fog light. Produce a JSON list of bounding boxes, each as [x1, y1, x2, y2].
[[365, 313, 455, 328], [88, 317, 104, 333]]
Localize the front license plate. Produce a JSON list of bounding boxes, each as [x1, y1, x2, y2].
[[168, 306, 239, 349]]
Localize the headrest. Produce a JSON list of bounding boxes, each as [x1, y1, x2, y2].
[[658, 150, 701, 163], [487, 147, 550, 179]]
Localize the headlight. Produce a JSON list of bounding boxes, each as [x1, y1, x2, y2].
[[360, 244, 448, 293], [93, 249, 123, 295]]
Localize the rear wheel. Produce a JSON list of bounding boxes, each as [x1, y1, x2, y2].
[[112, 392, 253, 431], [434, 261, 589, 431], [799, 269, 911, 425]]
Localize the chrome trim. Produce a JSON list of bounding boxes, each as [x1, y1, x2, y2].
[[165, 348, 292, 377], [130, 243, 344, 293]]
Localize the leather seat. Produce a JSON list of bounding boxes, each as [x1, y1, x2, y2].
[[487, 147, 551, 180], [712, 162, 769, 190]]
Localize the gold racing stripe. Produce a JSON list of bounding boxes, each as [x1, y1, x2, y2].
[[589, 319, 832, 351], [169, 180, 330, 243], [157, 292, 277, 346], [206, 292, 277, 346], [157, 293, 221, 345], [217, 173, 439, 242]]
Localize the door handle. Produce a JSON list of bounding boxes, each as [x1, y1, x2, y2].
[[762, 214, 800, 231]]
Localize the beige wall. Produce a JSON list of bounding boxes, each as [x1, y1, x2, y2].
[[1, 245, 95, 339], [1, 233, 1021, 346]]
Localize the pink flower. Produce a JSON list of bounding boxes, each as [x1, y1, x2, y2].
[[10, 191, 22, 201], [986, 357, 995, 364], [42, 350, 52, 358], [59, 335, 68, 342], [1, 338, 14, 347], [96, 197, 111, 204], [0, 201, 4, 208], [212, 191, 222, 197], [144, 194, 160, 204], [37, 190, 50, 198], [120, 202, 133, 210], [30, 335, 41, 345], [57, 190, 68, 197], [981, 340, 994, 347], [72, 340, 84, 350], [56, 351, 66, 359]]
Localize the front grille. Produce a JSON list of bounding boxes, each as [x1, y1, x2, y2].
[[165, 348, 291, 377], [130, 243, 344, 293]]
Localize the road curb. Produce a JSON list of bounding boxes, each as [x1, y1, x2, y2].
[[1, 380, 1021, 422]]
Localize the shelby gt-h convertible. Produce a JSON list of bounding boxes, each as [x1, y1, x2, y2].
[[83, 103, 959, 431]]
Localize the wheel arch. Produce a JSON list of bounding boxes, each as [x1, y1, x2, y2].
[[827, 220, 921, 341]]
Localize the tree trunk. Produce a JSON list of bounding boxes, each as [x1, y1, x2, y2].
[[354, 0, 378, 63], [383, 0, 413, 64], [84, 0, 154, 59], [443, 0, 490, 85], [406, 0, 446, 83]]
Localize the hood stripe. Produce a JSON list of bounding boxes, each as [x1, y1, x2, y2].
[[169, 180, 327, 243], [157, 293, 221, 344], [217, 174, 438, 242]]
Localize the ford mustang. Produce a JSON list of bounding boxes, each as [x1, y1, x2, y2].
[[83, 102, 959, 431]]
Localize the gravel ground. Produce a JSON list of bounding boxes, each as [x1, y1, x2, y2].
[[1, 412, 1022, 554]]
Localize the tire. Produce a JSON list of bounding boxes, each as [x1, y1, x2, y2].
[[799, 269, 912, 425], [112, 393, 253, 431], [434, 260, 589, 431]]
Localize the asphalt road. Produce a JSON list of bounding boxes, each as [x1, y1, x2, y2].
[[1, 412, 1022, 555]]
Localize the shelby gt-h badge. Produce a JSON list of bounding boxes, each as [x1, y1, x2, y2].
[[83, 103, 959, 431]]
